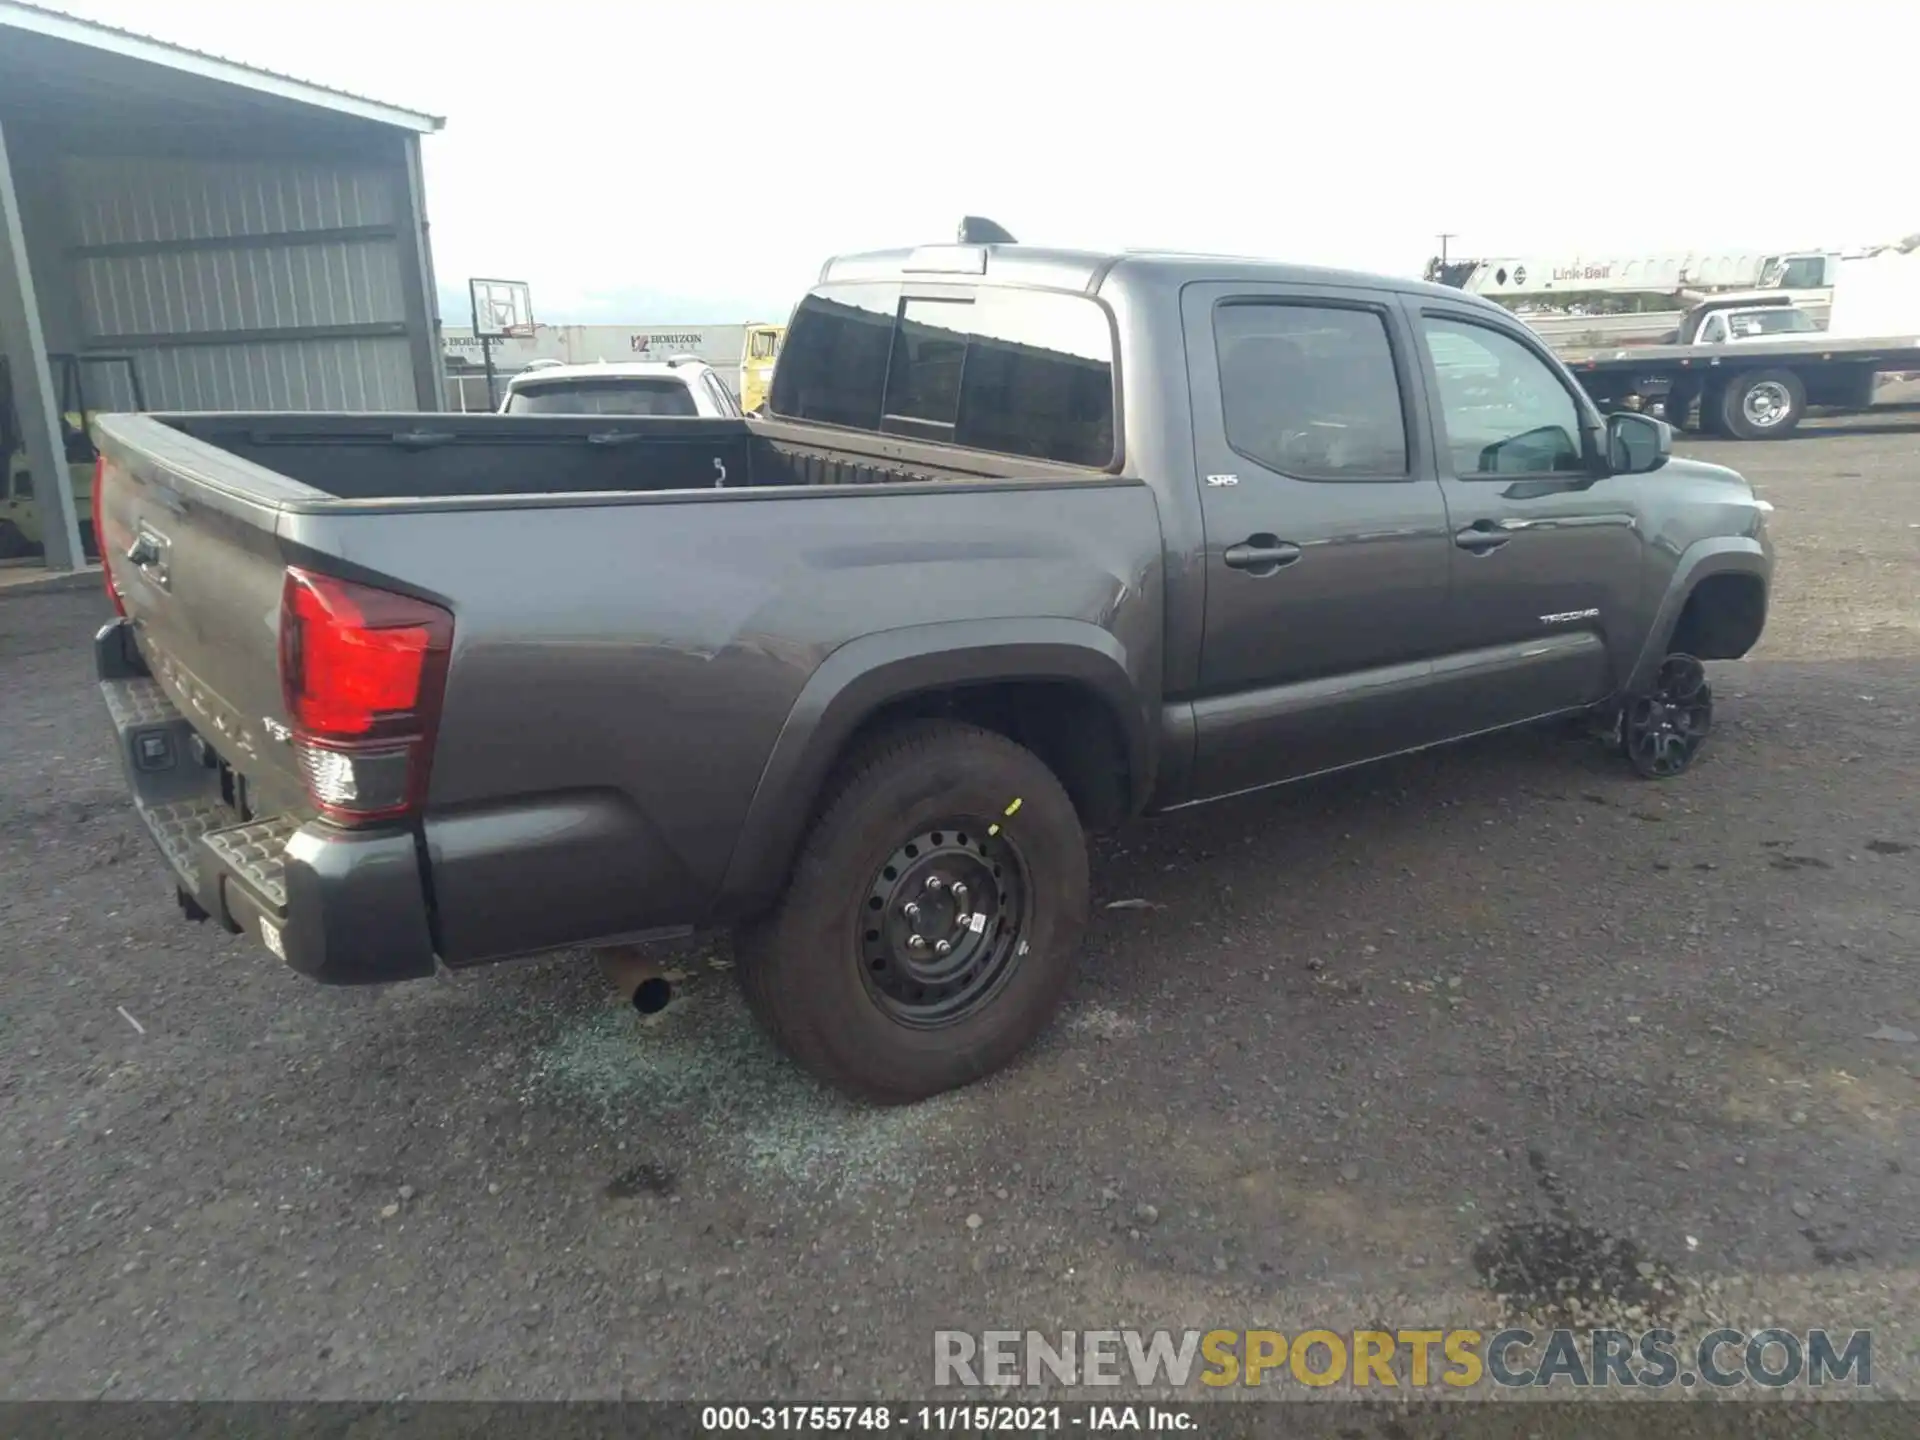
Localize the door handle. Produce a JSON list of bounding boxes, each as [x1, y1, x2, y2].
[[1454, 522, 1512, 554], [1223, 535, 1301, 575]]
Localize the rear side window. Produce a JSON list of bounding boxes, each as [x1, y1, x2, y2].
[[1214, 303, 1409, 480], [702, 373, 740, 415], [771, 283, 1117, 468], [505, 380, 698, 417]]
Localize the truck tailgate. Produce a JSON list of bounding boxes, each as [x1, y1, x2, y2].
[[93, 416, 442, 984], [96, 428, 308, 814]]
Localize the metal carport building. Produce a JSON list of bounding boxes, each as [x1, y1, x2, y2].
[[0, 0, 445, 572]]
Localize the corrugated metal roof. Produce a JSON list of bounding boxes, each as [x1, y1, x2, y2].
[[0, 0, 444, 133]]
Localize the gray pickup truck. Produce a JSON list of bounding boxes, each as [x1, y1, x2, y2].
[[92, 223, 1774, 1103]]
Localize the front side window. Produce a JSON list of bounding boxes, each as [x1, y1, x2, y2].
[[1699, 314, 1728, 344], [1774, 255, 1827, 289], [1213, 302, 1410, 480], [504, 379, 699, 417], [748, 329, 781, 360], [1420, 316, 1586, 477]]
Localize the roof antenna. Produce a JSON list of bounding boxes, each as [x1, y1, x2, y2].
[[957, 216, 1016, 245]]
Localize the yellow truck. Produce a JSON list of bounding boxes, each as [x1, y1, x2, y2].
[[0, 352, 144, 560], [739, 322, 783, 415]]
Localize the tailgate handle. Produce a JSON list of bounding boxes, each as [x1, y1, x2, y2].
[[390, 429, 457, 449], [125, 525, 171, 589]]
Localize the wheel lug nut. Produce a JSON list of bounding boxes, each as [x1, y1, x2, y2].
[[926, 876, 944, 892], [934, 940, 951, 957], [908, 934, 927, 952], [903, 902, 921, 922]]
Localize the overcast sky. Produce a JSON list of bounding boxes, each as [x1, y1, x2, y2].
[[52, 0, 1920, 325]]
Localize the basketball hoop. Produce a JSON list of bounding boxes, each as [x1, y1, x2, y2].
[[468, 277, 534, 340], [467, 277, 534, 410]]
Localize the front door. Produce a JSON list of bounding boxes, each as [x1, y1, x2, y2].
[[1183, 282, 1456, 800], [1405, 302, 1641, 728]]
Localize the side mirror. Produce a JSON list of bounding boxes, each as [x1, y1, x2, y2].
[[1607, 411, 1671, 475]]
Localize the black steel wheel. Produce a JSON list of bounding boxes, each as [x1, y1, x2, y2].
[[735, 719, 1089, 1104], [860, 823, 1031, 1028], [1622, 654, 1713, 779]]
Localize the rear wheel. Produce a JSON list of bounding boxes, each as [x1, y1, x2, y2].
[[735, 720, 1089, 1104], [1718, 368, 1806, 440], [1658, 388, 1692, 431], [1697, 385, 1728, 437]]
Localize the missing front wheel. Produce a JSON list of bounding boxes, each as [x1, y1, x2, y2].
[[1618, 654, 1713, 779]]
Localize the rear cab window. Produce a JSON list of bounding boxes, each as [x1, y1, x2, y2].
[[504, 379, 699, 417], [769, 283, 1118, 468]]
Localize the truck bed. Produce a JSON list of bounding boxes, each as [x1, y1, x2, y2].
[[90, 409, 1163, 978], [143, 412, 1107, 505]]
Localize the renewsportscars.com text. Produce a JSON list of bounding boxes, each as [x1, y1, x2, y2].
[[934, 1327, 1872, 1390]]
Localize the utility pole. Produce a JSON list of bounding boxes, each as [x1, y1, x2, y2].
[[1437, 233, 1456, 266]]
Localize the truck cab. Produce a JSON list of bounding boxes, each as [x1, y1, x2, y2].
[[739, 323, 783, 415], [1687, 304, 1822, 347]]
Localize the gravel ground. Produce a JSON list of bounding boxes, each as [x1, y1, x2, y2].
[[2, 415, 1917, 1405]]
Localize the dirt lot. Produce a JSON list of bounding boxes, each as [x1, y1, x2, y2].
[[2, 416, 1917, 1404]]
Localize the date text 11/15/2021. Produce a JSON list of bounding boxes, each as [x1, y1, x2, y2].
[[700, 1406, 1194, 1432]]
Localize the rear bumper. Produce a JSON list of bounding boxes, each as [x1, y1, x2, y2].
[[95, 618, 437, 985]]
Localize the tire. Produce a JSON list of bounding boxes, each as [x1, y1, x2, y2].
[[1619, 653, 1713, 779], [1718, 368, 1806, 440], [1697, 385, 1728, 437], [735, 719, 1089, 1104], [1658, 389, 1692, 431]]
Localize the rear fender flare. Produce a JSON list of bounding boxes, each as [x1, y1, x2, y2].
[[712, 618, 1153, 922], [1627, 537, 1769, 693]]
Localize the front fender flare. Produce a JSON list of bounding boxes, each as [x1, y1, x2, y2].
[[1627, 536, 1770, 693], [710, 618, 1155, 923]]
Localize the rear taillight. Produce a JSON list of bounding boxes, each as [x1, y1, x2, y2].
[[93, 457, 126, 616], [278, 567, 453, 825]]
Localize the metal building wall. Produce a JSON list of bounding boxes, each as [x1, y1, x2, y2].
[[59, 151, 426, 411]]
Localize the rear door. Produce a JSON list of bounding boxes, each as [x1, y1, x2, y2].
[[1182, 282, 1456, 799], [1405, 302, 1638, 724]]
